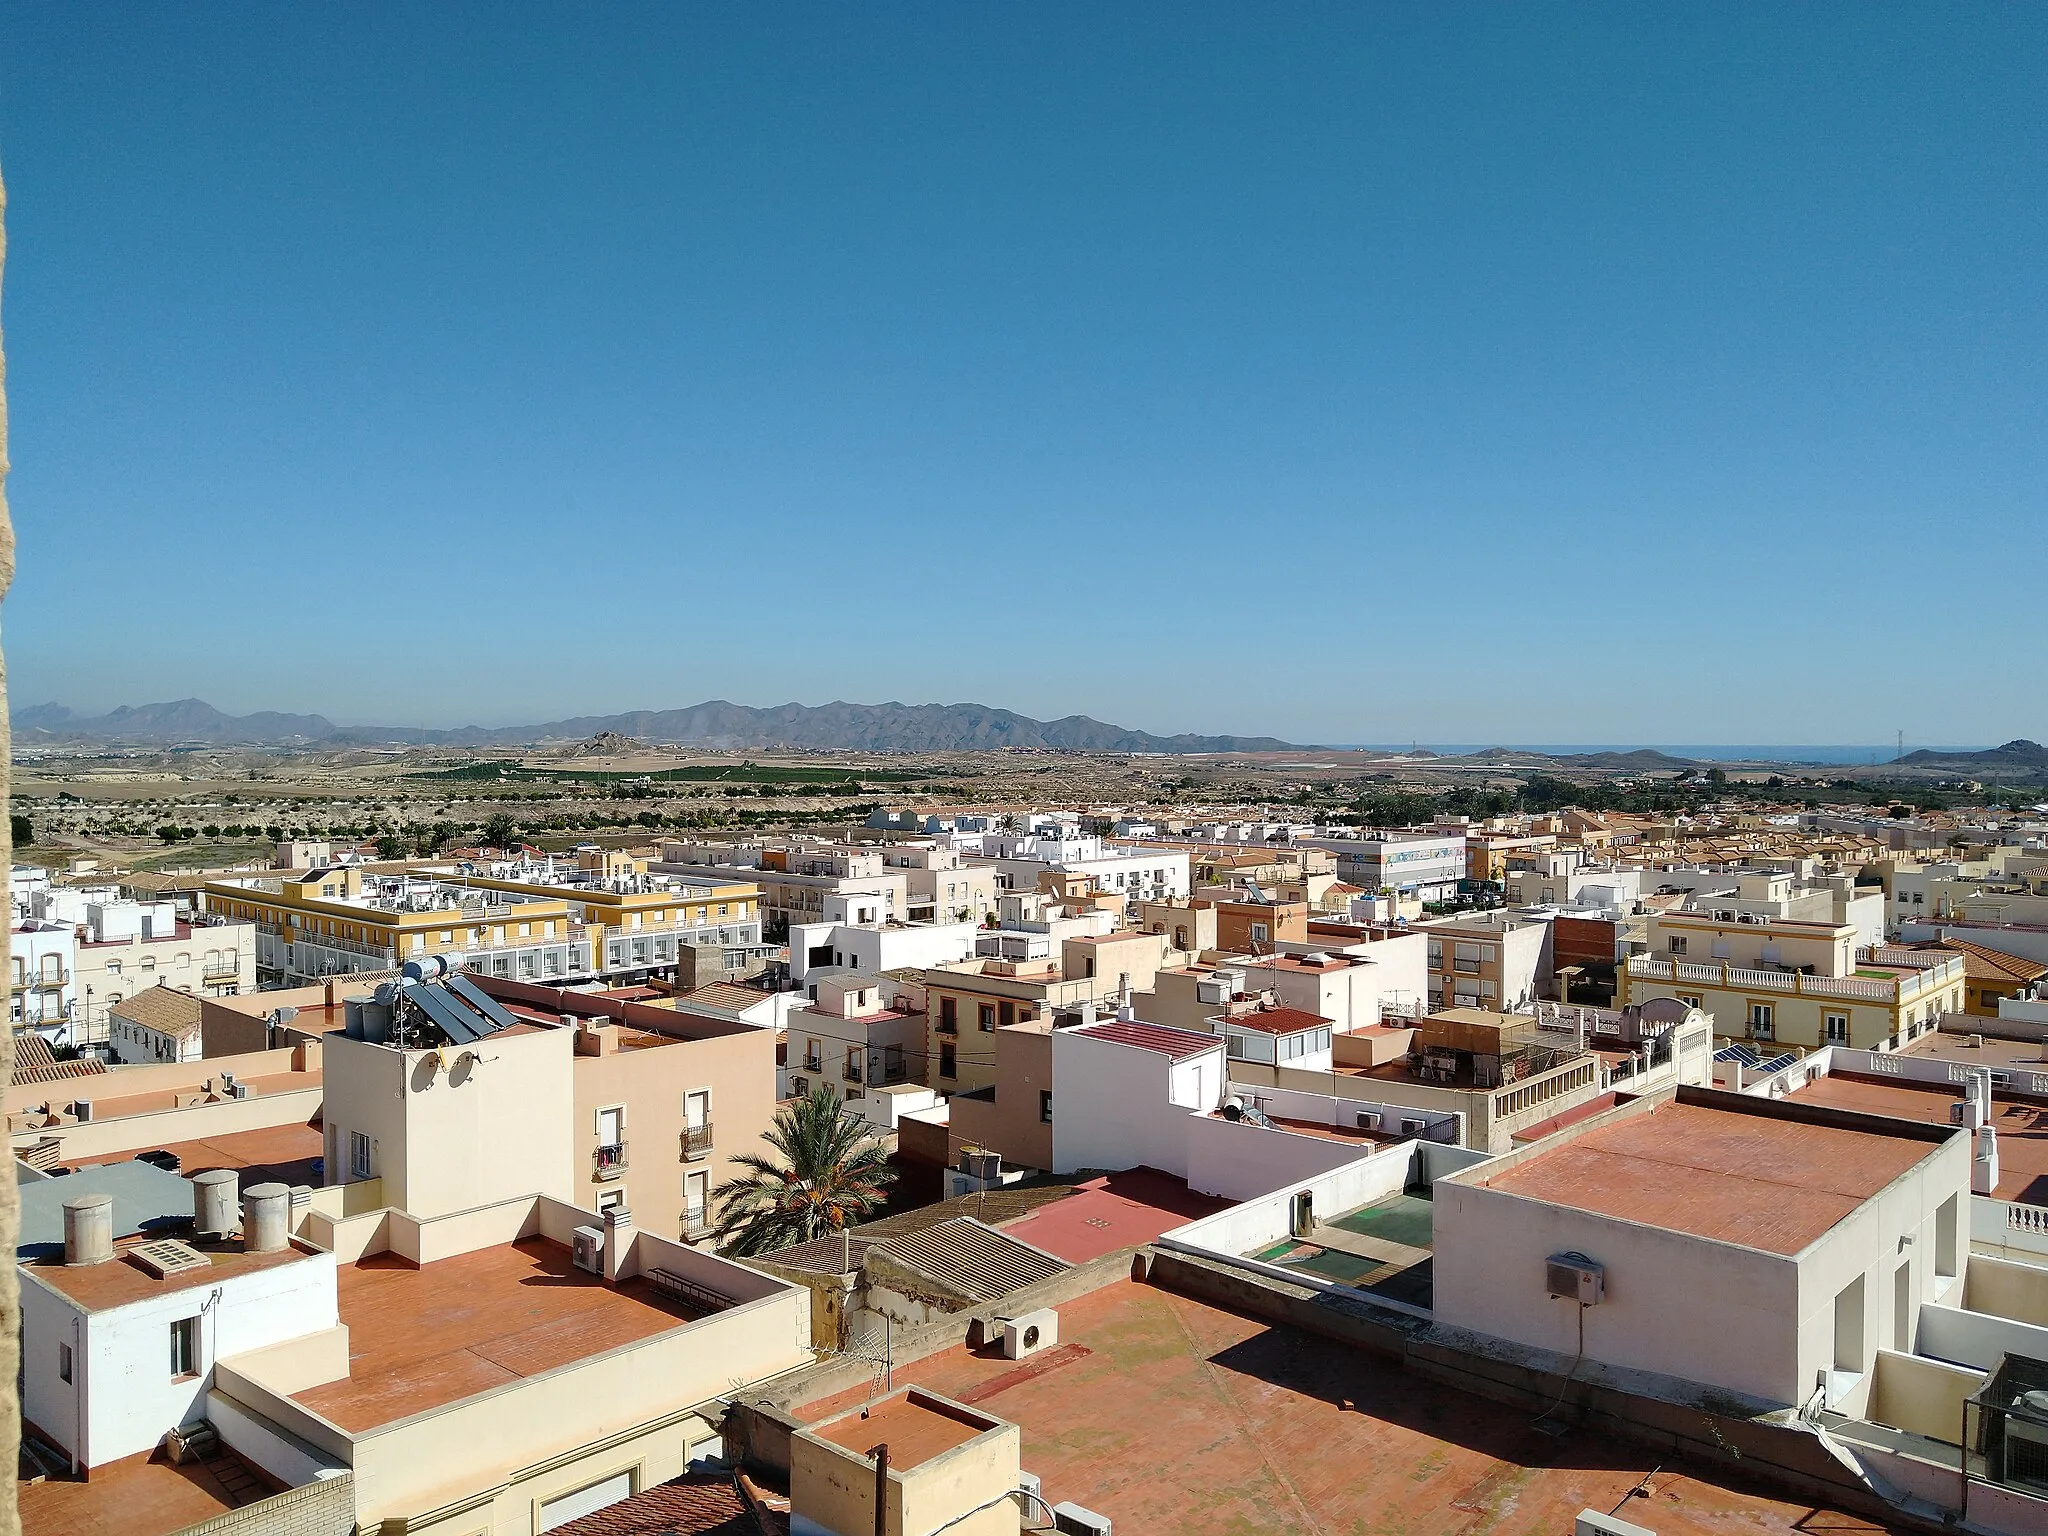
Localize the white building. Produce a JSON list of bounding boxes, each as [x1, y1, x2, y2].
[[972, 823, 1190, 914], [20, 1164, 340, 1471], [11, 920, 76, 1038], [1432, 1087, 1967, 1418], [1304, 833, 1466, 902]]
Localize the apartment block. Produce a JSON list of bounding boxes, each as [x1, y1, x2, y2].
[[206, 853, 760, 989], [1622, 910, 1966, 1051]]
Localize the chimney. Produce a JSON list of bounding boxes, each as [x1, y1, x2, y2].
[[1976, 1123, 2001, 1195], [192, 1168, 240, 1240], [63, 1192, 114, 1266], [243, 1182, 292, 1252], [602, 1203, 633, 1282]]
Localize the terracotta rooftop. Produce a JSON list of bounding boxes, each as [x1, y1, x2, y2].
[[10, 1033, 108, 1086], [1914, 937, 2048, 984], [810, 1391, 991, 1464], [19, 1446, 281, 1536], [543, 1474, 771, 1536], [1789, 1072, 2048, 1204], [995, 1169, 1228, 1264], [794, 1279, 1889, 1535], [25, 1233, 316, 1313], [1219, 1006, 1332, 1036], [293, 1238, 701, 1432], [1476, 1098, 1946, 1255], [1069, 1019, 1219, 1061], [72, 1119, 326, 1194]]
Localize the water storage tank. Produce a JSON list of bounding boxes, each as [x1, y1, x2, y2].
[[193, 1168, 240, 1240], [243, 1182, 292, 1252], [63, 1192, 113, 1266]]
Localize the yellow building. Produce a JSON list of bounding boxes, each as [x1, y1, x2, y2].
[[204, 851, 762, 988], [1620, 911, 1965, 1052]]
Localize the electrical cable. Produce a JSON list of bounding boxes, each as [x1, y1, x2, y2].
[[1530, 1299, 1589, 1429]]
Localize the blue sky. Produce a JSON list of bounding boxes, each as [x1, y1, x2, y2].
[[3, 6, 2043, 746]]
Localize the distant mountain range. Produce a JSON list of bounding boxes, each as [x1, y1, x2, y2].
[[12, 698, 1301, 754], [1896, 740, 2048, 773]]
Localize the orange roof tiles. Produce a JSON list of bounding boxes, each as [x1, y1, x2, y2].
[[1477, 1099, 1944, 1255]]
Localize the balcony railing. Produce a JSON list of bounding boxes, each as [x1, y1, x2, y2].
[[593, 1142, 628, 1180], [681, 1124, 713, 1161], [683, 1212, 712, 1242], [843, 1063, 863, 1084], [803, 1055, 823, 1073]]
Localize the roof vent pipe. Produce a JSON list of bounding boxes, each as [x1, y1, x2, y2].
[[64, 1192, 114, 1266], [193, 1168, 240, 1240]]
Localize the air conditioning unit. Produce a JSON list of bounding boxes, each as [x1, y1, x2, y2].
[[1355, 1110, 1381, 1132], [225, 1081, 253, 1100], [571, 1225, 604, 1275], [1400, 1117, 1426, 1138], [1018, 1471, 1042, 1505], [1545, 1253, 1604, 1305], [1002, 1309, 1058, 1359], [1052, 1502, 1112, 1536]]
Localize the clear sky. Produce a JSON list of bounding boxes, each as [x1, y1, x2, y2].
[[3, 6, 2043, 747]]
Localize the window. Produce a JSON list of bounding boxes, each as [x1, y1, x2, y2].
[[1937, 1195, 1959, 1278], [170, 1316, 200, 1378], [998, 1001, 1015, 1028], [939, 1042, 957, 1079], [58, 1343, 71, 1383], [1825, 1014, 1849, 1044], [978, 1003, 996, 1032], [1668, 936, 1688, 956], [1748, 1003, 1773, 1039], [1040, 1090, 1054, 1123], [684, 1171, 710, 1234], [350, 1131, 373, 1180], [1250, 923, 1269, 945]]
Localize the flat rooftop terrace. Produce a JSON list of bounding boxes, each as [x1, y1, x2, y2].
[[795, 1278, 1889, 1534], [72, 1119, 325, 1193], [810, 1392, 989, 1465], [993, 1168, 1227, 1264], [1475, 1099, 1940, 1255], [1789, 1072, 2048, 1205], [293, 1238, 702, 1432], [1250, 1189, 1435, 1308], [18, 1446, 279, 1536], [1897, 1030, 2048, 1070]]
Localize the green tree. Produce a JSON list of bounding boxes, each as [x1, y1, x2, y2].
[[710, 1085, 897, 1257], [265, 824, 285, 842], [10, 813, 31, 847], [374, 831, 407, 860], [482, 812, 517, 847]]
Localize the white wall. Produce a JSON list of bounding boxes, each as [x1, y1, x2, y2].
[[26, 1246, 339, 1468], [1050, 1033, 1222, 1177], [1183, 1114, 1376, 1201], [1432, 1180, 1804, 1406], [1162, 1143, 1417, 1259]]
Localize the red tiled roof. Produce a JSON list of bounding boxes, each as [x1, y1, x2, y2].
[[1220, 1007, 1332, 1036], [11, 1032, 111, 1086], [1070, 1020, 1220, 1061], [543, 1475, 769, 1536]]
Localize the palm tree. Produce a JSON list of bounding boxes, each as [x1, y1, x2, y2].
[[711, 1084, 896, 1257]]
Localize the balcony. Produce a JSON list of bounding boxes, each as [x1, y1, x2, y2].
[[936, 1020, 959, 1037], [680, 1124, 714, 1161], [843, 1063, 863, 1084], [803, 1055, 823, 1073], [593, 1142, 628, 1181], [683, 1212, 712, 1243], [202, 964, 241, 982]]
